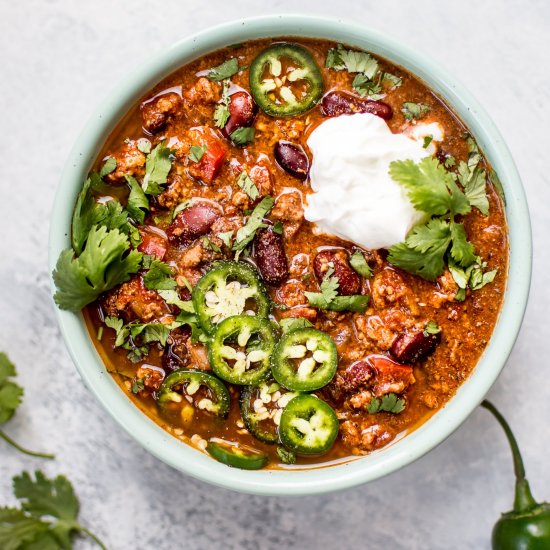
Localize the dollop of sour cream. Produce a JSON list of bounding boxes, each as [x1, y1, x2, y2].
[[305, 113, 442, 250]]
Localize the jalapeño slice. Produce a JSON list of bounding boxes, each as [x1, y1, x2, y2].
[[279, 394, 339, 455], [157, 369, 230, 418], [271, 328, 337, 391], [249, 43, 324, 117], [240, 381, 299, 444], [206, 440, 268, 470], [192, 261, 270, 334], [209, 315, 276, 385]]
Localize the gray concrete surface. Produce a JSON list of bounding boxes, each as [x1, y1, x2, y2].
[[1, 0, 549, 548]]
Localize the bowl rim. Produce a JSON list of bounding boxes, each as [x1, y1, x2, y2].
[[48, 14, 532, 496]]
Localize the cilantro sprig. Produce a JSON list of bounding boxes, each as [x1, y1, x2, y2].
[[0, 353, 54, 460], [368, 393, 405, 414], [233, 196, 274, 252], [401, 102, 431, 121], [387, 155, 494, 282], [236, 170, 259, 200], [142, 141, 174, 195], [0, 471, 107, 549], [206, 58, 241, 81], [305, 265, 369, 313], [214, 80, 231, 128]]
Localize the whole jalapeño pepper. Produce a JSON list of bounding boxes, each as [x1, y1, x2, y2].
[[482, 400, 550, 550]]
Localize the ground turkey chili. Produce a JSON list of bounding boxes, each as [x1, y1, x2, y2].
[[52, 38, 508, 469]]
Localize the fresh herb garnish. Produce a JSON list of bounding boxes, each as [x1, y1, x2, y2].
[[131, 378, 145, 394], [424, 320, 441, 336], [326, 44, 384, 100], [350, 250, 373, 278], [53, 225, 142, 311], [387, 154, 494, 286], [273, 221, 284, 235], [368, 393, 405, 414], [157, 290, 194, 311], [172, 199, 194, 219], [456, 136, 489, 215], [217, 230, 234, 248], [305, 265, 369, 313], [188, 144, 207, 163], [423, 135, 434, 149], [0, 470, 107, 549], [125, 175, 149, 224], [136, 138, 152, 154], [143, 259, 177, 291], [0, 353, 54, 459], [382, 72, 402, 89], [230, 127, 255, 146], [277, 446, 297, 464], [279, 318, 314, 334], [214, 80, 231, 128], [233, 196, 274, 252], [236, 170, 259, 200], [99, 156, 117, 177], [201, 236, 222, 253], [206, 58, 241, 81], [444, 155, 456, 168], [326, 44, 379, 77], [449, 257, 497, 301], [142, 141, 173, 195], [352, 73, 384, 100], [401, 102, 431, 121]]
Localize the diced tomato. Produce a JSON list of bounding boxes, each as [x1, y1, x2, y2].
[[189, 127, 227, 184], [368, 355, 415, 397], [138, 228, 168, 260]]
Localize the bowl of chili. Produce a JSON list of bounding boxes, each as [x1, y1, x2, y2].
[[48, 15, 531, 495]]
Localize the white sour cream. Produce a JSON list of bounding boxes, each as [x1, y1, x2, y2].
[[305, 113, 443, 250]]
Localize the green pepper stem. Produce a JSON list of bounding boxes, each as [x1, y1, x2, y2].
[[0, 429, 55, 460], [79, 526, 108, 550], [481, 400, 538, 513]]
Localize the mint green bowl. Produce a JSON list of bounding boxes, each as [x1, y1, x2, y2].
[[48, 15, 531, 496]]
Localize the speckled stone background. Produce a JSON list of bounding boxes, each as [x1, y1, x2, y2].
[[1, 1, 549, 548]]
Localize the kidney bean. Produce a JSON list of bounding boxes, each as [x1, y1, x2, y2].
[[162, 328, 190, 373], [390, 330, 441, 363], [343, 361, 377, 392], [313, 249, 361, 296], [254, 227, 289, 286], [222, 91, 257, 138], [274, 141, 309, 180], [321, 91, 393, 120], [166, 203, 220, 246], [141, 92, 182, 134]]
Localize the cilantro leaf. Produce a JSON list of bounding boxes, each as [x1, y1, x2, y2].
[[305, 265, 370, 312], [401, 102, 431, 121], [368, 393, 405, 414], [214, 80, 231, 128], [131, 378, 145, 394], [233, 196, 274, 251], [0, 353, 22, 425], [188, 144, 207, 163], [230, 127, 255, 146], [236, 170, 259, 200], [458, 161, 489, 215], [469, 266, 498, 290], [207, 58, 240, 81], [142, 259, 176, 291], [279, 318, 314, 334], [449, 222, 477, 267], [99, 156, 117, 177], [71, 177, 98, 254], [326, 44, 378, 77], [136, 138, 151, 154], [424, 321, 441, 335], [352, 74, 383, 100], [201, 236, 222, 253], [125, 175, 149, 224], [276, 447, 297, 464], [382, 72, 402, 89], [217, 230, 234, 248], [0, 507, 50, 550], [157, 290, 194, 311], [0, 354, 55, 459], [350, 250, 373, 278], [388, 218, 452, 281], [389, 157, 471, 217], [142, 142, 173, 195], [6, 471, 107, 550], [53, 225, 142, 311]]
